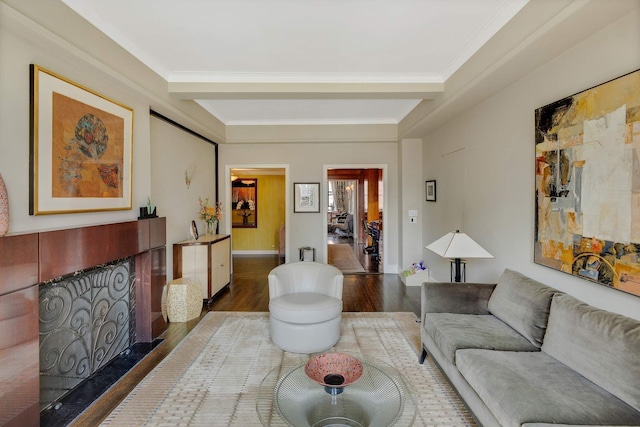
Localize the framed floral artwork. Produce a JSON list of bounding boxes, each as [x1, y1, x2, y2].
[[29, 64, 133, 215], [232, 178, 257, 228]]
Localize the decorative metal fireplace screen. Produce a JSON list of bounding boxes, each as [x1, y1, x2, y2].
[[39, 258, 135, 410]]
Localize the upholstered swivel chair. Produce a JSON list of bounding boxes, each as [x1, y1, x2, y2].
[[268, 262, 344, 353]]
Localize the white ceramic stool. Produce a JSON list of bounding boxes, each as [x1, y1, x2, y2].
[[167, 278, 202, 322]]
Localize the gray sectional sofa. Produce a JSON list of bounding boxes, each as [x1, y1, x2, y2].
[[420, 269, 640, 427]]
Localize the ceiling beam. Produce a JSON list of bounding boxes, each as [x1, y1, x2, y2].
[[225, 123, 398, 144], [168, 81, 444, 100]]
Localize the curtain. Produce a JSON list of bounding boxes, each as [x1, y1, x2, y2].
[[334, 181, 348, 212]]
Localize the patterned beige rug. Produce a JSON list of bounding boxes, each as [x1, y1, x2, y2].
[[328, 244, 366, 273], [101, 312, 475, 427]]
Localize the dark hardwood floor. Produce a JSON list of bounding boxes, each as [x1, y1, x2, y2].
[[66, 255, 419, 427], [327, 231, 382, 273]]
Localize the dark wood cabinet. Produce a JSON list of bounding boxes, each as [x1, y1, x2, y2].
[[0, 234, 39, 427]]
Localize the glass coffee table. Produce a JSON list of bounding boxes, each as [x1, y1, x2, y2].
[[256, 352, 416, 427]]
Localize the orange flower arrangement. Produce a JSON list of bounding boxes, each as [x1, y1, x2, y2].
[[199, 197, 223, 227]]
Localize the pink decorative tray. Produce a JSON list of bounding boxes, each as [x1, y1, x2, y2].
[[304, 353, 364, 393]]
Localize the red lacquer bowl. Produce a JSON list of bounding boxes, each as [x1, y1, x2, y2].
[[304, 353, 364, 392]]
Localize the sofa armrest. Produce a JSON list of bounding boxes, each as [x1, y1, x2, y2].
[[421, 282, 496, 319]]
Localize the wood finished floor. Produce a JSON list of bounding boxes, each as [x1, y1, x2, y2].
[[327, 231, 382, 273], [69, 255, 420, 426]]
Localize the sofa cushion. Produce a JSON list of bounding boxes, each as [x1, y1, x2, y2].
[[542, 294, 640, 413], [487, 269, 557, 347], [457, 349, 640, 427], [423, 313, 538, 365]]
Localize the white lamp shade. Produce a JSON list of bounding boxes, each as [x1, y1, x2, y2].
[[426, 231, 493, 259]]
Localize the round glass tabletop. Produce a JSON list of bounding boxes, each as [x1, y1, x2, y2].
[[256, 352, 416, 427]]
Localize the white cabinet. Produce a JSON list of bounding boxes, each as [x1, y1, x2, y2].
[[173, 234, 231, 301]]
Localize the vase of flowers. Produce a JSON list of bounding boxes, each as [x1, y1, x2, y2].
[[240, 209, 252, 225], [199, 197, 223, 235], [236, 199, 255, 225]]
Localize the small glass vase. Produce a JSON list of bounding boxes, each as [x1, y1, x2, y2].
[[206, 220, 217, 235]]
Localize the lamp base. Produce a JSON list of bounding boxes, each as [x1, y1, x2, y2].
[[450, 259, 466, 282]]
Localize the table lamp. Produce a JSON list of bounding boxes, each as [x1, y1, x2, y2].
[[425, 230, 493, 282]]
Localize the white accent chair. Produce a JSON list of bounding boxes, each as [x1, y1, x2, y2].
[[268, 262, 344, 353]]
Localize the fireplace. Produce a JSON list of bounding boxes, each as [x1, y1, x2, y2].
[[39, 258, 136, 410], [0, 217, 166, 426]]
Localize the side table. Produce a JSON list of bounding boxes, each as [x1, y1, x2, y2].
[[298, 246, 315, 261], [257, 352, 416, 426], [166, 278, 202, 322]]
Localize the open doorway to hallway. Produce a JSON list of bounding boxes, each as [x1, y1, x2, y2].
[[326, 168, 383, 273], [229, 167, 286, 262]]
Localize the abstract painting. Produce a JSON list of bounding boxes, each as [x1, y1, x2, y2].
[[30, 65, 133, 214], [535, 69, 640, 297]]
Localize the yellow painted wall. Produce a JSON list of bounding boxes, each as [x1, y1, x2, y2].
[[232, 174, 285, 251]]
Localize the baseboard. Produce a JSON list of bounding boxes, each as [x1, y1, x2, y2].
[[387, 264, 400, 274], [232, 250, 278, 255]]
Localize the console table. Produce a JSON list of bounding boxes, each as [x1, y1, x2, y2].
[[173, 234, 231, 302]]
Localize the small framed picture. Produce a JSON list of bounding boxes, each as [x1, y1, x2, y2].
[[426, 180, 436, 202], [294, 182, 320, 213]]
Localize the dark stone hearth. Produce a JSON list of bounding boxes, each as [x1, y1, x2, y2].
[[40, 340, 162, 427]]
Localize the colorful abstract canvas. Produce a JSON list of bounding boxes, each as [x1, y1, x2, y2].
[[535, 69, 640, 296]]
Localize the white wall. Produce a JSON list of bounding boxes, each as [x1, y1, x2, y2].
[[399, 138, 424, 274], [0, 5, 151, 234], [422, 10, 640, 320], [150, 116, 217, 279], [220, 142, 400, 272]]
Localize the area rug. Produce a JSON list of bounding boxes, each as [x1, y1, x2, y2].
[[101, 312, 475, 427], [328, 243, 366, 273]]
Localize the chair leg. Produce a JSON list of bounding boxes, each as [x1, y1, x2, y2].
[[419, 348, 427, 364]]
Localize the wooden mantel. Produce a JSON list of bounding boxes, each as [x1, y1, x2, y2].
[[0, 217, 166, 427]]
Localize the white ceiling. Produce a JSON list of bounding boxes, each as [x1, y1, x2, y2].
[[60, 0, 529, 127]]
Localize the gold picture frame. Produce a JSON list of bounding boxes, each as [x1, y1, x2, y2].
[[29, 65, 134, 215]]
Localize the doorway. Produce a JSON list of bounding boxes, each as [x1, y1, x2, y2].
[[326, 167, 384, 273], [226, 166, 288, 263]]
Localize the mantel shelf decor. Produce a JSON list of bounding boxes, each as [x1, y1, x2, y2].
[[138, 197, 157, 220]]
